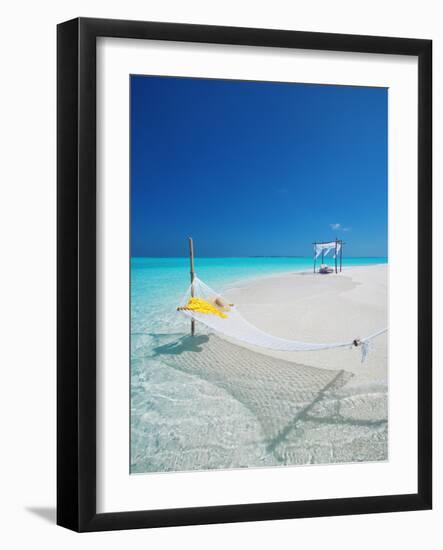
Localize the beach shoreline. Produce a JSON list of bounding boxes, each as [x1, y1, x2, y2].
[[221, 262, 387, 291]]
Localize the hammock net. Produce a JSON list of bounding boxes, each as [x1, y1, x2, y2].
[[177, 277, 387, 361]]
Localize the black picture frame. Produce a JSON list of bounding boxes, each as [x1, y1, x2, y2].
[[57, 17, 432, 532]]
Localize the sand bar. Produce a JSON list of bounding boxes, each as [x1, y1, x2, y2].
[[223, 264, 388, 387]]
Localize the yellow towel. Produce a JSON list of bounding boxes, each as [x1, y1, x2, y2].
[[185, 297, 228, 319]]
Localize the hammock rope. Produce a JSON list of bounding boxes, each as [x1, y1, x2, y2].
[[176, 276, 387, 362]]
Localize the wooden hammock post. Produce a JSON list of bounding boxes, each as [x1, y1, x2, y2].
[[189, 237, 195, 336]]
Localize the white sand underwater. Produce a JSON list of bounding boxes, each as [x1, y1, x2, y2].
[[131, 264, 388, 473]]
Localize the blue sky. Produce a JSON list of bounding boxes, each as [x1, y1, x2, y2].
[[131, 75, 387, 257]]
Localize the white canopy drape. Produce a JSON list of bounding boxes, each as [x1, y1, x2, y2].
[[314, 241, 342, 259]]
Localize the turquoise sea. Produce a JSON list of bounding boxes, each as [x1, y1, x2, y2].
[[130, 256, 388, 473], [131, 256, 387, 335]]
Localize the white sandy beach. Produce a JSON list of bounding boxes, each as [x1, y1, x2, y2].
[[225, 264, 388, 384], [132, 264, 388, 473]]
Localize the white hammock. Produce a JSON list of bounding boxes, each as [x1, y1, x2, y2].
[[177, 277, 387, 362]]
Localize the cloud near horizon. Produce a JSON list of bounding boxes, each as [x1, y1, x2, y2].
[[330, 223, 351, 232]]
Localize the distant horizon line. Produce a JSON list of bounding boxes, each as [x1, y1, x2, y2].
[[131, 255, 388, 259]]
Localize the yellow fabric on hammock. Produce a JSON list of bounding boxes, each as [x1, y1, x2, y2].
[[185, 297, 228, 319]]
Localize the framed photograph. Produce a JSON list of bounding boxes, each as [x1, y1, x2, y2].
[[57, 17, 432, 532]]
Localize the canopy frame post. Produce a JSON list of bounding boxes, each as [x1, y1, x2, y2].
[[189, 237, 196, 336], [313, 241, 317, 273], [340, 240, 343, 272], [335, 238, 338, 273]]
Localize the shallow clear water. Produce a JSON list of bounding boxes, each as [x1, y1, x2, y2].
[[131, 256, 387, 334], [130, 257, 388, 473]]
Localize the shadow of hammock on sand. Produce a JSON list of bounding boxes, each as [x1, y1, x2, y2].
[[150, 333, 365, 463], [265, 369, 349, 454], [152, 334, 210, 355]]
